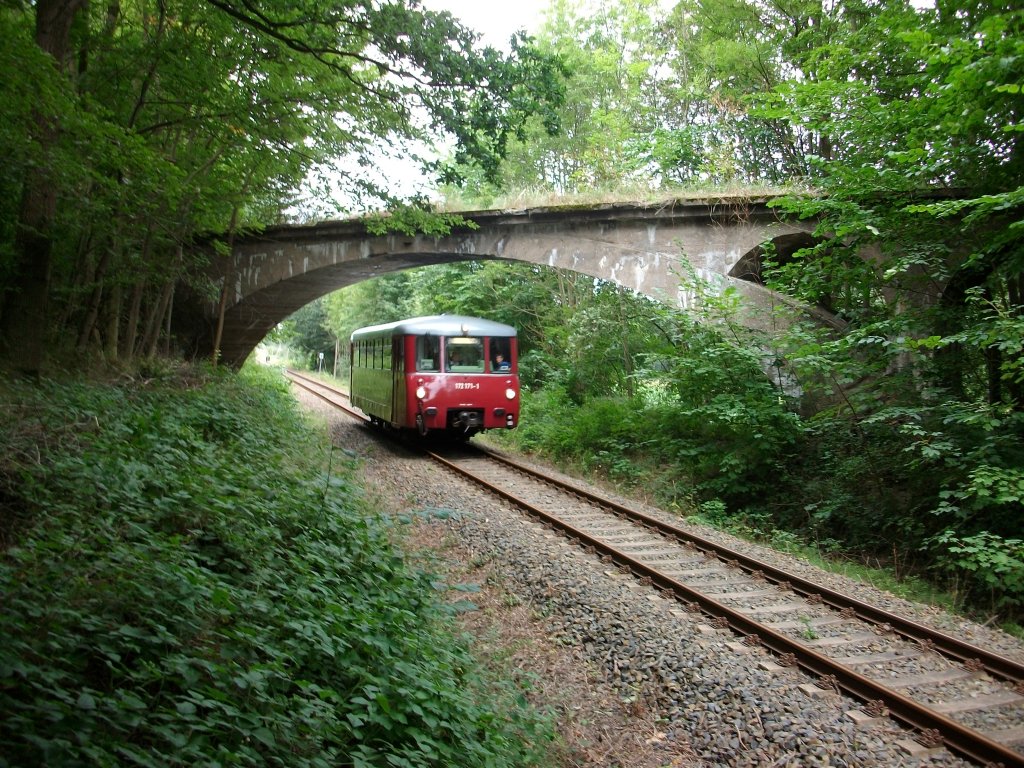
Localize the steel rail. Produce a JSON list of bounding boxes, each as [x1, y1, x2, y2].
[[482, 448, 1024, 687], [432, 450, 1024, 768], [285, 371, 366, 421], [284, 371, 1023, 765], [288, 372, 1023, 683]]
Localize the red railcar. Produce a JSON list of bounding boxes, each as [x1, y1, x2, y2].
[[350, 315, 519, 437]]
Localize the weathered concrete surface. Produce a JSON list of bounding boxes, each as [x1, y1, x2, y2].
[[185, 196, 822, 367]]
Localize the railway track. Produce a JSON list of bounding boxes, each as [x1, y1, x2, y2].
[[286, 369, 1024, 767], [285, 369, 360, 416]]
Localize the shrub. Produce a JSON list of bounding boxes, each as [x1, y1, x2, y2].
[[929, 530, 1024, 613]]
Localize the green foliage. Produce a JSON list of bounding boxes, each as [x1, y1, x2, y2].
[[506, 291, 799, 507], [761, 3, 1024, 397], [930, 531, 1024, 612], [0, 11, 69, 282], [320, 272, 417, 380], [510, 389, 657, 489], [364, 206, 474, 238], [507, 385, 579, 456], [445, 0, 828, 199], [0, 369, 552, 766], [880, 403, 1024, 531], [747, 1, 1024, 616], [444, 0, 670, 195], [750, 398, 1024, 614], [1, 0, 566, 367], [277, 299, 337, 372]]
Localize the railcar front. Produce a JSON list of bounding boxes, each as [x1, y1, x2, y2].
[[351, 315, 519, 438]]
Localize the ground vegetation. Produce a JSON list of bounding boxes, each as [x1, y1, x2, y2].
[[0, 366, 555, 766]]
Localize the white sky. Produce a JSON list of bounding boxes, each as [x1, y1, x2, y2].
[[422, 0, 550, 48], [296, 1, 552, 217]]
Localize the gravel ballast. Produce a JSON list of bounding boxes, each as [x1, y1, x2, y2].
[[296, 388, 1024, 767]]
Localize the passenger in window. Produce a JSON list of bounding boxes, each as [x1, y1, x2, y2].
[[493, 353, 510, 372]]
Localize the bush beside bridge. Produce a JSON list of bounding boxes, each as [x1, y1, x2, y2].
[[498, 383, 1024, 630]]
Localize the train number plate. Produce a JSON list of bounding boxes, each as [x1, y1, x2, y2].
[[454, 382, 480, 390]]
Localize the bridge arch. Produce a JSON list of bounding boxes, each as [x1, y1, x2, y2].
[[185, 197, 823, 367]]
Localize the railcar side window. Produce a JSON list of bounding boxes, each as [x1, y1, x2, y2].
[[446, 337, 484, 373], [416, 336, 440, 372], [489, 338, 512, 372]]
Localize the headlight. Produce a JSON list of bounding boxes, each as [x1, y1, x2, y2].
[[416, 386, 427, 399], [505, 388, 516, 400]]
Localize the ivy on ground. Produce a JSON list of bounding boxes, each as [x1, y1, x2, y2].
[[0, 366, 552, 767]]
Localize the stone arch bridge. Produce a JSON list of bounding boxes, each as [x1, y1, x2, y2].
[[185, 196, 829, 368]]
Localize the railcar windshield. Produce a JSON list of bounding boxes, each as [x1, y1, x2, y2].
[[445, 336, 485, 373]]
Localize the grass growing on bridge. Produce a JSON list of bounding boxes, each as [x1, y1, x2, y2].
[[0, 366, 552, 767], [432, 181, 807, 214]]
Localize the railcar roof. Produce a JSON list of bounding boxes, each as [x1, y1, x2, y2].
[[351, 314, 516, 340]]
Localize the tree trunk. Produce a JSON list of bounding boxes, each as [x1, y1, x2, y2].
[[123, 281, 144, 359], [1004, 272, 1023, 410], [212, 203, 244, 365], [77, 244, 114, 350], [142, 280, 177, 359], [104, 281, 122, 361], [162, 282, 174, 357], [141, 281, 171, 358], [4, 189, 57, 376], [0, 0, 87, 376], [121, 227, 155, 360]]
